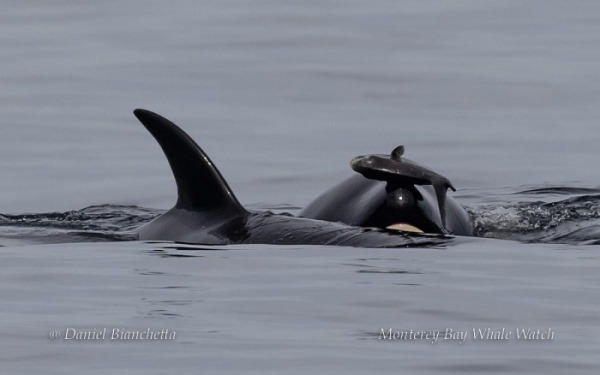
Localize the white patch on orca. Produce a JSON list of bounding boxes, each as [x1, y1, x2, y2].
[[385, 223, 424, 233]]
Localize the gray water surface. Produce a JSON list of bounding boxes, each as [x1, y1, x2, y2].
[[1, 1, 600, 373], [2, 241, 600, 374]]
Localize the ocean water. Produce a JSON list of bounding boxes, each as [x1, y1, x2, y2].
[[1, 1, 600, 373]]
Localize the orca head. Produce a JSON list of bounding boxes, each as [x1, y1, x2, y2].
[[351, 145, 456, 233], [360, 182, 446, 234]]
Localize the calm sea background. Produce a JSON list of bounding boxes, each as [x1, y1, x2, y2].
[[1, 1, 600, 373]]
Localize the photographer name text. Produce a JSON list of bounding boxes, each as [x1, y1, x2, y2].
[[49, 328, 176, 341]]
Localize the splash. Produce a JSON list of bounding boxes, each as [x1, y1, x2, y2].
[[0, 205, 161, 245], [3, 187, 600, 246], [467, 187, 600, 245]]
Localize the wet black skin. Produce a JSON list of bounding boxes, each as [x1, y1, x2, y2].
[[300, 174, 473, 236], [348, 145, 461, 232], [133, 109, 447, 248]]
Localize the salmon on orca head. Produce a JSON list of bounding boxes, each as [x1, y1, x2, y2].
[[351, 145, 456, 232]]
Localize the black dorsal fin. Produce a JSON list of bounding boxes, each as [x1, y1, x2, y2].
[[133, 109, 246, 214]]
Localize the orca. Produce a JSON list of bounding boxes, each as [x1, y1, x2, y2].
[[132, 109, 445, 248], [301, 144, 473, 236], [300, 175, 474, 236]]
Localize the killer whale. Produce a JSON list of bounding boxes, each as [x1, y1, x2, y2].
[[132, 109, 445, 247], [300, 175, 473, 236], [301, 144, 473, 236]]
